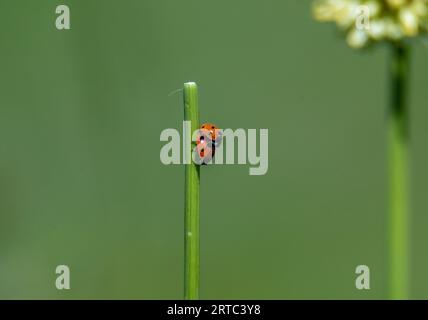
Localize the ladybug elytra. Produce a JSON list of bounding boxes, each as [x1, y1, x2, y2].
[[195, 123, 222, 165]]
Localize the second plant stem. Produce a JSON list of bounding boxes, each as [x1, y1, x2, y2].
[[388, 42, 410, 300]]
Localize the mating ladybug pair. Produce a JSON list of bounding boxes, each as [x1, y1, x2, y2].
[[195, 123, 222, 165]]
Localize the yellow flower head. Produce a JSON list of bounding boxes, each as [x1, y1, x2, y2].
[[313, 0, 428, 48]]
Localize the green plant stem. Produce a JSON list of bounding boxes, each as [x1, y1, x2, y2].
[[183, 82, 200, 300], [388, 42, 410, 300]]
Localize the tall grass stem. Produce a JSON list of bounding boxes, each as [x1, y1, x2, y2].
[[183, 82, 200, 300], [388, 42, 410, 300]]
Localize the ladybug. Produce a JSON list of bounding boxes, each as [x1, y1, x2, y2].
[[195, 123, 222, 165]]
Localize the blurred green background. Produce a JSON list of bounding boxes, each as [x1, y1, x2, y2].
[[0, 0, 427, 299]]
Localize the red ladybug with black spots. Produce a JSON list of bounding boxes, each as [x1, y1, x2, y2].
[[195, 123, 222, 165]]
